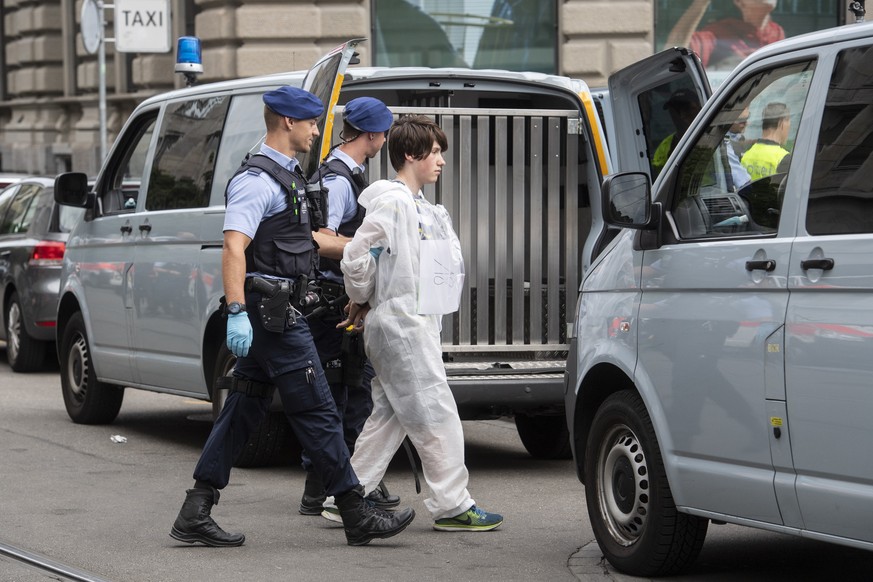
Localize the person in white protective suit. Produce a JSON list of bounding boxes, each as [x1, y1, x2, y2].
[[330, 115, 504, 531]]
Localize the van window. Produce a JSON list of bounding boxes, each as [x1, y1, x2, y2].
[[669, 59, 815, 239], [210, 93, 267, 203], [806, 45, 873, 235], [640, 80, 704, 182], [101, 114, 157, 214], [145, 96, 230, 211]]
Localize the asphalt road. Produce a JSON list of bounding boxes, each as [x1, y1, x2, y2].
[[2, 345, 873, 582]]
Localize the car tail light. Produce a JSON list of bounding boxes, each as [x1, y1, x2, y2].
[[29, 241, 66, 265]]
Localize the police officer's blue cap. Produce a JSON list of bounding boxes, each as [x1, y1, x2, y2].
[[263, 86, 324, 120], [344, 97, 393, 133]]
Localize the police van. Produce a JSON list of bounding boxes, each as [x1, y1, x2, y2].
[[566, 17, 873, 576], [53, 38, 694, 466]]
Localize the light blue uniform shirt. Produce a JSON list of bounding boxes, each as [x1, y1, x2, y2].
[[726, 132, 751, 191], [322, 148, 363, 231], [224, 144, 303, 278]]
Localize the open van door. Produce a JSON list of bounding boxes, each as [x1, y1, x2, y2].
[[607, 47, 710, 180], [299, 38, 365, 178]]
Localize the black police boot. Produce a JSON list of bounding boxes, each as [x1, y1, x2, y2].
[[335, 486, 415, 546], [364, 480, 401, 509], [170, 486, 245, 547], [299, 471, 326, 515]]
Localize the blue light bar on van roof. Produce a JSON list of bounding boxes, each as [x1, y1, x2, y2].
[[175, 36, 203, 74]]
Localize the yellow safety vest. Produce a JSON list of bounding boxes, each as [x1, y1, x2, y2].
[[652, 133, 675, 170], [740, 140, 789, 181]]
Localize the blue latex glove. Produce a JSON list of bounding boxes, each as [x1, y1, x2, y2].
[[369, 246, 384, 261], [226, 312, 253, 357]]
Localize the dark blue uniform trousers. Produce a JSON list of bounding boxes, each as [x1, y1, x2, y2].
[[193, 296, 358, 496], [302, 313, 375, 472]]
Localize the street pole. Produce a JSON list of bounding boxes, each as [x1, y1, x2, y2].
[[98, 1, 108, 163]]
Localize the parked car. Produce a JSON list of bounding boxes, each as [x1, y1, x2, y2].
[[566, 19, 873, 576], [0, 177, 85, 371], [0, 173, 29, 189]]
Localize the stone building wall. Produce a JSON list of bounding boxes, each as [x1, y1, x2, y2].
[[0, 0, 653, 176]]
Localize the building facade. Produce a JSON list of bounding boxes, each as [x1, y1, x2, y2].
[[0, 0, 854, 176]]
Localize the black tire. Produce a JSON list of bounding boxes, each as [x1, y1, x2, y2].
[[515, 413, 572, 459], [211, 343, 297, 468], [59, 312, 124, 424], [6, 291, 47, 372], [584, 390, 708, 577]]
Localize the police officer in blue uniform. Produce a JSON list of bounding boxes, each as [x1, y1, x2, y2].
[[300, 97, 401, 516], [169, 86, 415, 547]]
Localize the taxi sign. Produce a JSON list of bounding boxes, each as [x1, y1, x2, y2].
[[114, 0, 172, 53]]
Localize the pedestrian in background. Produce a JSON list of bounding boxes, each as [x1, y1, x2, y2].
[[741, 101, 791, 180]]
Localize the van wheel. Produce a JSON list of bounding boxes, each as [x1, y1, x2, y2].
[[6, 291, 47, 372], [514, 413, 572, 459], [60, 312, 124, 424], [211, 343, 297, 468], [585, 390, 708, 576]]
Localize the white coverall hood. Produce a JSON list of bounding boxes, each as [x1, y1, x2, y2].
[[356, 178, 396, 211]]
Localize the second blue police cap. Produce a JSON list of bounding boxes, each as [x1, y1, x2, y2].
[[263, 85, 324, 119], [344, 97, 393, 133]]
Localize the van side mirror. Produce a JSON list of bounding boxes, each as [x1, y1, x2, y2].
[[54, 172, 92, 208], [601, 172, 655, 229]]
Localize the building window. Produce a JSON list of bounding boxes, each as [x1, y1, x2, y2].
[[372, 0, 557, 73], [655, 1, 841, 84]]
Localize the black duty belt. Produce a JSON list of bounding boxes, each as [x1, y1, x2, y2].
[[319, 279, 345, 300]]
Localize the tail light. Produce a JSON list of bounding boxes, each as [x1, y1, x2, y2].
[[29, 241, 66, 266]]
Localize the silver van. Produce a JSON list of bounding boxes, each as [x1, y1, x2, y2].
[[54, 39, 635, 465], [566, 21, 873, 576]]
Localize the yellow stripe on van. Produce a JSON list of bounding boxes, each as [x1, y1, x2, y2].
[[579, 91, 609, 177], [321, 72, 346, 162]]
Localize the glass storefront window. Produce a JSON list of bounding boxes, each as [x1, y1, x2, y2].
[[655, 1, 840, 84], [372, 0, 557, 73]]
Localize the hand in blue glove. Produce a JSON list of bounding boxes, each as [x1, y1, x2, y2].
[[369, 246, 384, 261], [226, 312, 253, 357]]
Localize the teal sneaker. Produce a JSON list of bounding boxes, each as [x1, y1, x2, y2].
[[433, 505, 503, 532]]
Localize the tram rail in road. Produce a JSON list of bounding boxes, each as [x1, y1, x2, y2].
[[0, 538, 112, 582]]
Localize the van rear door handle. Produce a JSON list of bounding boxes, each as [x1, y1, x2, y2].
[[745, 259, 776, 272], [800, 258, 834, 271], [139, 222, 152, 233], [120, 221, 132, 234]]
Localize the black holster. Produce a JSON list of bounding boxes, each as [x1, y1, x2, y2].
[[246, 276, 294, 332], [340, 330, 366, 388]]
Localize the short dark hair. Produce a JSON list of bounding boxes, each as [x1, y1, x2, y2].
[[387, 115, 448, 171], [761, 102, 789, 131], [264, 105, 284, 131], [341, 120, 363, 142]]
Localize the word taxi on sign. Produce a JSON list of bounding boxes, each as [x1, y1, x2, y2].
[[114, 0, 172, 53]]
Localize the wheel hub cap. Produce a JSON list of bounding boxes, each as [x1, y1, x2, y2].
[[597, 425, 651, 546]]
